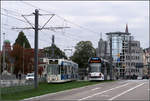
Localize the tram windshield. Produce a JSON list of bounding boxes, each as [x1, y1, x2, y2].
[[47, 64, 60, 75], [89, 63, 101, 72]]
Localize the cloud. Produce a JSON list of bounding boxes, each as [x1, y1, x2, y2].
[[1, 1, 149, 50]]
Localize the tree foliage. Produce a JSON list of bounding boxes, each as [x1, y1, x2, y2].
[[44, 44, 67, 59], [71, 41, 96, 68], [14, 31, 31, 48], [11, 31, 32, 75]]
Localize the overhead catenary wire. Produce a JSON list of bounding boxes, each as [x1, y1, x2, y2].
[[19, 1, 100, 35], [1, 3, 96, 42], [2, 3, 99, 51], [1, 13, 28, 24]]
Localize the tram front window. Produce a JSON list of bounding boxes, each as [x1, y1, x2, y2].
[[47, 64, 59, 75], [90, 63, 101, 72]]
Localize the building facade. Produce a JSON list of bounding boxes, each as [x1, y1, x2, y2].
[[96, 25, 144, 79], [106, 31, 130, 79], [125, 39, 143, 79], [143, 48, 150, 77], [96, 38, 107, 59]]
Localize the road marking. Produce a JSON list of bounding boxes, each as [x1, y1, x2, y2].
[[91, 87, 101, 91], [78, 83, 129, 101], [108, 82, 145, 101], [23, 81, 119, 101], [22, 82, 112, 101], [100, 94, 109, 97]]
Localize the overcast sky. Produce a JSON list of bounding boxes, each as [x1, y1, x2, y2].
[[1, 1, 149, 56]]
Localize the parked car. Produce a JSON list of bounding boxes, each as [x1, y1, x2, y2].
[[26, 73, 34, 80], [137, 76, 142, 80], [142, 75, 149, 79]]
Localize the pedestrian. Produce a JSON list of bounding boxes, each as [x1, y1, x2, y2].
[[19, 73, 21, 80]]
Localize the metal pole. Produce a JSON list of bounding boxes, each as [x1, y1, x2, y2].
[[104, 41, 107, 80], [23, 43, 25, 74], [110, 34, 113, 80], [129, 36, 131, 79], [0, 32, 1, 74], [3, 33, 5, 72], [34, 9, 39, 88], [51, 35, 55, 58]]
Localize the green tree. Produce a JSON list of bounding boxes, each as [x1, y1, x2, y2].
[[14, 31, 31, 48], [11, 31, 31, 75], [44, 44, 67, 59], [71, 41, 96, 69]]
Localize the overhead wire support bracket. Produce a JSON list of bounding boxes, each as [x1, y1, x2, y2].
[[22, 15, 35, 29], [40, 26, 70, 30], [12, 27, 34, 30], [39, 14, 55, 16], [22, 13, 34, 16], [40, 14, 55, 30]]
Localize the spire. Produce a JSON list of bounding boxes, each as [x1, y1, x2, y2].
[[125, 24, 129, 33], [100, 32, 102, 40]]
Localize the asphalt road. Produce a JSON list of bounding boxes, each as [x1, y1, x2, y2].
[[23, 80, 150, 101]]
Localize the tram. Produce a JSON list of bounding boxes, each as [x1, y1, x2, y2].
[[44, 58, 78, 83], [88, 57, 111, 81]]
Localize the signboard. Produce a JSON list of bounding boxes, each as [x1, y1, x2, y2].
[[49, 60, 58, 64], [89, 57, 101, 63], [117, 58, 120, 62]]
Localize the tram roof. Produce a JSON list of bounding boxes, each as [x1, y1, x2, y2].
[[46, 58, 78, 66]]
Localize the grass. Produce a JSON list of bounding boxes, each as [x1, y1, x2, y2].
[[1, 80, 115, 101]]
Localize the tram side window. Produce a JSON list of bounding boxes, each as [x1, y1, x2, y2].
[[58, 66, 60, 74], [101, 63, 105, 74], [61, 66, 65, 74], [65, 65, 67, 74], [47, 65, 52, 74]]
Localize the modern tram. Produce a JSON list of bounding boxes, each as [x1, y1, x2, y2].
[[43, 58, 78, 83], [88, 57, 112, 81]]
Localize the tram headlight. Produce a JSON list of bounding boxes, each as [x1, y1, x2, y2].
[[99, 73, 101, 77], [88, 74, 91, 77]]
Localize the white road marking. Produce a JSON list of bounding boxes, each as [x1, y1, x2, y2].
[[22, 85, 89, 101], [91, 87, 101, 91], [22, 82, 113, 101], [108, 82, 145, 101], [78, 83, 129, 101], [100, 94, 109, 97]]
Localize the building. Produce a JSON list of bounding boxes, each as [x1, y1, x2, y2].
[[125, 38, 143, 79], [106, 31, 130, 79], [143, 48, 150, 77], [103, 24, 144, 79], [1, 40, 12, 72], [96, 37, 107, 59]]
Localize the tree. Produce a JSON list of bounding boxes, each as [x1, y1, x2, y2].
[[71, 41, 96, 69], [11, 44, 23, 75], [44, 44, 67, 59], [11, 31, 32, 75], [14, 31, 31, 48], [11, 45, 33, 75]]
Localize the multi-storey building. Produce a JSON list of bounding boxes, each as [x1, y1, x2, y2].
[[96, 37, 107, 59], [106, 31, 130, 79], [125, 38, 143, 79], [143, 48, 150, 77], [96, 24, 144, 79]]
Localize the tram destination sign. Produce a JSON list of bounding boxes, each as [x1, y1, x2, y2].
[[89, 57, 101, 63], [49, 60, 58, 64]]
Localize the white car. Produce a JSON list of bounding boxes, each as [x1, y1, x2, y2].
[[137, 76, 142, 80], [26, 73, 34, 80]]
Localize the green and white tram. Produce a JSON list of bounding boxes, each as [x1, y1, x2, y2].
[[45, 59, 78, 83]]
